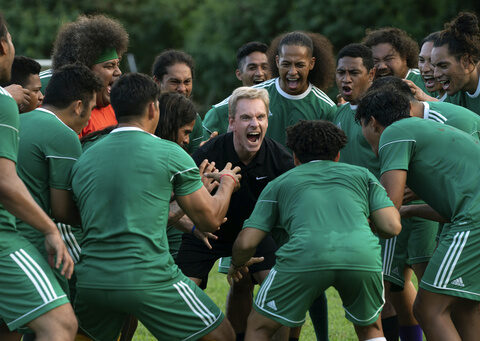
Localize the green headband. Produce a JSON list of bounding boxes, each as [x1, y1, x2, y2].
[[94, 48, 119, 64]]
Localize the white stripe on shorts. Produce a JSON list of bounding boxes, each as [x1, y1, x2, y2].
[[434, 231, 470, 288], [255, 268, 277, 308], [382, 237, 396, 275], [173, 281, 215, 326], [9, 249, 58, 303]]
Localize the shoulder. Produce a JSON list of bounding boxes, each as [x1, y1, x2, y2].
[[310, 86, 336, 107], [192, 132, 231, 163]]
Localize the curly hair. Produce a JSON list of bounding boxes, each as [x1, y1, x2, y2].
[[356, 89, 410, 127], [267, 31, 335, 91], [286, 120, 347, 163], [434, 12, 480, 63], [151, 49, 195, 81], [363, 27, 419, 68], [52, 14, 129, 69], [155, 92, 197, 143]]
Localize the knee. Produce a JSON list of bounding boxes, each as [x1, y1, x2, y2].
[[412, 297, 426, 324], [59, 307, 78, 338]]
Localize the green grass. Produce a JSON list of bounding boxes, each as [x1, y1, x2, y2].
[[132, 261, 358, 340]]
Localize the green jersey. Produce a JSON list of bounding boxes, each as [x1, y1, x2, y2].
[[443, 78, 480, 115], [39, 68, 52, 95], [0, 87, 24, 256], [202, 78, 337, 146], [244, 161, 393, 272], [16, 108, 82, 258], [406, 68, 430, 95], [334, 103, 381, 178], [185, 113, 203, 154], [423, 101, 480, 139], [379, 117, 480, 226], [72, 127, 203, 289]]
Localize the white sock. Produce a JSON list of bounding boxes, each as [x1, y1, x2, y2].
[[365, 338, 387, 341]]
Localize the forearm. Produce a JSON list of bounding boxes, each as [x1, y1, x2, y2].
[[0, 174, 58, 235], [171, 214, 194, 233], [232, 238, 257, 268], [401, 204, 449, 223], [168, 200, 186, 226]]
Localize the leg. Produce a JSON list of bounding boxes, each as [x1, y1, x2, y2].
[[0, 324, 21, 341], [188, 276, 203, 286], [309, 292, 329, 341], [413, 288, 460, 341], [381, 281, 399, 341], [245, 309, 283, 341], [118, 315, 138, 341], [226, 274, 254, 336], [410, 262, 428, 283], [200, 318, 235, 341], [354, 315, 384, 340], [27, 303, 77, 341], [451, 297, 480, 341]]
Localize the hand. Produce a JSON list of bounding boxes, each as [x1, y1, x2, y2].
[[336, 93, 346, 106], [403, 186, 418, 204], [5, 84, 33, 112], [44, 232, 74, 279], [403, 79, 437, 102], [199, 131, 219, 148], [204, 162, 241, 192], [227, 257, 264, 285], [193, 228, 218, 249], [198, 159, 219, 193]]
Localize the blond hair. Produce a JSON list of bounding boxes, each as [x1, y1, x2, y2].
[[228, 86, 269, 118]]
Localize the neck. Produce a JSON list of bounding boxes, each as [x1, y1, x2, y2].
[[410, 101, 424, 118], [465, 65, 480, 94], [42, 104, 72, 126], [233, 140, 257, 165], [117, 120, 150, 132]]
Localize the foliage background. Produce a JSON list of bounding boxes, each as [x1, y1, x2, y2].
[[2, 0, 480, 113]]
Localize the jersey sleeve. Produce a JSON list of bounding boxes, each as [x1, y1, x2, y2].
[[378, 125, 415, 175], [48, 132, 82, 190], [367, 171, 394, 213], [0, 93, 20, 162], [169, 145, 203, 196], [202, 104, 229, 139], [243, 182, 279, 232]]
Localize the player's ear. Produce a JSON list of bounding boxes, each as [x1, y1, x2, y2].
[[293, 152, 302, 166], [309, 56, 316, 70], [235, 69, 242, 81], [368, 68, 375, 82], [275, 55, 280, 68], [333, 151, 340, 162]]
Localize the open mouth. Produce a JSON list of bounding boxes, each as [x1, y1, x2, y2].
[[342, 86, 353, 96], [286, 77, 300, 90], [247, 132, 260, 143], [439, 79, 450, 91], [253, 78, 265, 85], [422, 75, 436, 89]]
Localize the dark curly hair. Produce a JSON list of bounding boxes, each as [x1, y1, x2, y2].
[[337, 43, 374, 71], [267, 31, 335, 91], [363, 27, 419, 68], [286, 120, 347, 163], [52, 14, 129, 69], [154, 92, 197, 144], [434, 12, 480, 63], [151, 49, 195, 81], [8, 56, 41, 86], [356, 89, 410, 127]]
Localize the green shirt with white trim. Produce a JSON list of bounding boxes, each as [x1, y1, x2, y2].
[[72, 127, 203, 289], [0, 87, 25, 256], [16, 107, 82, 259], [444, 76, 480, 115], [202, 78, 337, 146], [379, 117, 480, 226], [244, 161, 393, 272], [406, 68, 430, 95]]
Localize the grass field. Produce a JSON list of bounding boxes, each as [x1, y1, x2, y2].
[[132, 261, 358, 340]]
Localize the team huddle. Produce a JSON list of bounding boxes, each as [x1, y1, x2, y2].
[[0, 8, 479, 341]]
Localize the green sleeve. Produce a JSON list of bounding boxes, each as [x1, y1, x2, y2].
[[0, 93, 20, 162], [48, 132, 82, 189], [367, 171, 394, 212], [243, 182, 279, 233], [378, 125, 415, 175], [169, 145, 203, 196], [185, 113, 203, 154], [202, 104, 229, 139]]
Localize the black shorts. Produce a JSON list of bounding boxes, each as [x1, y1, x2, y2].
[[176, 233, 277, 289]]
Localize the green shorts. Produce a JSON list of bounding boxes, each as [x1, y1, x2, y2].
[[0, 242, 70, 331], [420, 226, 480, 301], [75, 273, 224, 341], [253, 267, 384, 327], [218, 257, 231, 274], [382, 216, 438, 287], [166, 225, 183, 260]]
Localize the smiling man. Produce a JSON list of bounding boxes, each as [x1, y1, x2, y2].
[[41, 14, 129, 137], [235, 41, 271, 86], [202, 31, 336, 144], [176, 87, 294, 340]]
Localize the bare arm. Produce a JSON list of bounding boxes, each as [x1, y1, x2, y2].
[[370, 206, 402, 238], [176, 162, 241, 233], [400, 204, 449, 223], [403, 80, 438, 102], [0, 158, 73, 278], [380, 170, 407, 209], [50, 188, 81, 226]]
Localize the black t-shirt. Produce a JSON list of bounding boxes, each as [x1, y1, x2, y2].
[[192, 132, 294, 242]]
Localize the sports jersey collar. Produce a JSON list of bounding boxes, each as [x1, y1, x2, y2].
[[405, 69, 414, 79], [349, 104, 358, 111], [438, 92, 447, 102], [36, 107, 76, 133], [275, 78, 312, 100], [110, 126, 158, 138], [422, 102, 430, 119], [466, 74, 480, 98]]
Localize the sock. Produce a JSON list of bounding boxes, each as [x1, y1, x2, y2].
[[382, 315, 399, 341], [366, 338, 387, 341], [309, 291, 329, 341], [399, 325, 422, 341], [236, 332, 245, 341]]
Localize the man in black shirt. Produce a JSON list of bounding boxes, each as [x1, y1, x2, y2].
[[176, 86, 294, 339]]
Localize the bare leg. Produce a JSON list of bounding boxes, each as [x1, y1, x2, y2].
[[0, 323, 21, 341], [27, 303, 77, 341], [245, 309, 283, 341], [451, 297, 480, 341], [188, 276, 202, 286], [200, 317, 235, 341], [413, 288, 461, 341], [226, 274, 254, 334], [354, 315, 384, 340]]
